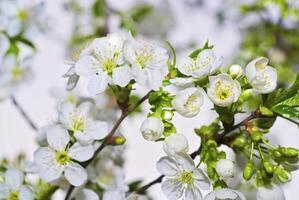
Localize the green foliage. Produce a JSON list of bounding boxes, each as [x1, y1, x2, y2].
[[34, 180, 58, 200], [189, 40, 213, 59]]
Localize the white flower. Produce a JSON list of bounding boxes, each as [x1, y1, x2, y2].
[[215, 159, 237, 180], [163, 133, 189, 156], [127, 193, 149, 200], [156, 153, 210, 200], [256, 184, 285, 200], [0, 168, 33, 200], [50, 87, 80, 108], [76, 188, 99, 200], [0, 34, 9, 59], [172, 87, 204, 118], [177, 49, 222, 79], [169, 77, 195, 89], [245, 57, 277, 94], [229, 64, 243, 79], [204, 188, 246, 200], [140, 117, 164, 141], [58, 102, 109, 145], [207, 74, 241, 107], [124, 37, 168, 90], [34, 126, 94, 186], [75, 32, 132, 94]]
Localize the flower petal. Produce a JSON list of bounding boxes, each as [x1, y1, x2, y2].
[[20, 186, 34, 200], [193, 169, 211, 190], [4, 168, 23, 190], [75, 56, 99, 76], [156, 157, 178, 176], [112, 65, 132, 87], [65, 162, 87, 186], [87, 74, 109, 95], [161, 179, 184, 200], [85, 120, 109, 140], [184, 186, 203, 200], [76, 188, 99, 200], [46, 126, 70, 151], [174, 153, 195, 172], [69, 143, 94, 162], [0, 184, 9, 198]]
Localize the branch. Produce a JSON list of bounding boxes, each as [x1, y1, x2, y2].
[[136, 111, 258, 194], [64, 91, 151, 200], [10, 96, 38, 131]]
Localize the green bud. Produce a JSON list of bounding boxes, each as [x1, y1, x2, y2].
[[263, 160, 274, 174], [161, 110, 174, 121], [251, 131, 262, 142], [275, 168, 291, 183], [259, 106, 274, 117], [207, 140, 217, 147], [243, 161, 255, 181], [232, 137, 247, 148], [272, 150, 282, 159], [279, 147, 299, 157], [111, 136, 126, 145]]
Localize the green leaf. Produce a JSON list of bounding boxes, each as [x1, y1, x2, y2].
[[189, 40, 213, 59], [128, 4, 153, 22], [18, 37, 36, 50], [128, 180, 143, 192], [92, 0, 105, 17], [272, 104, 299, 119]]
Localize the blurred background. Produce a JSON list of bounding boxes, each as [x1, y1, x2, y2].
[[0, 0, 298, 199]]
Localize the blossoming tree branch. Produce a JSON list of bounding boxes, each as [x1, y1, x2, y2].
[[1, 2, 299, 199]]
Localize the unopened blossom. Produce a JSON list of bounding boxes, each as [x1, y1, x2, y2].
[[256, 184, 285, 200], [75, 32, 132, 94], [177, 49, 222, 79], [140, 117, 164, 141], [172, 87, 204, 118], [34, 126, 94, 186], [124, 37, 168, 90], [157, 153, 210, 200], [75, 188, 99, 200], [163, 133, 189, 156], [58, 102, 109, 145], [215, 159, 237, 180], [207, 73, 241, 107], [246, 57, 277, 94], [229, 64, 243, 79], [0, 168, 33, 200], [204, 188, 246, 200]]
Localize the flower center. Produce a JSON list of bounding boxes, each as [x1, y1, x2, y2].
[[214, 81, 233, 100], [11, 67, 23, 81], [178, 171, 194, 184], [184, 93, 199, 112], [67, 95, 77, 104], [72, 117, 85, 132], [7, 191, 19, 200], [136, 53, 153, 68], [17, 9, 29, 21], [102, 58, 116, 75], [55, 150, 71, 165]]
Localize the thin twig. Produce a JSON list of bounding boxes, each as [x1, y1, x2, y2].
[[64, 92, 151, 200], [10, 96, 38, 131]]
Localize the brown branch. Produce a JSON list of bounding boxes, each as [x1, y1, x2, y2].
[[11, 96, 38, 131], [135, 111, 258, 194], [64, 91, 151, 200]]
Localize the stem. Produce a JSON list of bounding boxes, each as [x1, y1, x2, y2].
[[250, 142, 254, 161], [257, 145, 264, 160], [64, 92, 151, 200], [10, 96, 38, 131]]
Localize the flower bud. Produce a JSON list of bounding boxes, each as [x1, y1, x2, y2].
[[163, 133, 189, 156], [243, 161, 255, 180], [232, 137, 247, 148], [161, 110, 174, 121], [274, 168, 291, 183], [279, 147, 299, 158], [110, 136, 126, 145], [229, 64, 243, 78], [215, 159, 236, 180], [140, 117, 164, 141], [251, 131, 262, 142], [172, 87, 204, 118], [263, 160, 274, 174]]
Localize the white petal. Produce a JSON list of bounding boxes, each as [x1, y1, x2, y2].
[[156, 157, 179, 176], [131, 66, 147, 86], [193, 169, 211, 190], [112, 65, 132, 87], [85, 120, 109, 140], [177, 56, 195, 76], [20, 186, 34, 200], [65, 162, 87, 186], [46, 126, 70, 151], [124, 40, 137, 64], [4, 168, 23, 190], [161, 179, 184, 200], [163, 133, 189, 157], [58, 102, 74, 129], [185, 186, 203, 200], [87, 74, 109, 94], [0, 184, 9, 198], [76, 188, 99, 200], [146, 69, 164, 90], [74, 132, 93, 145], [174, 153, 195, 172], [75, 56, 99, 76], [69, 143, 94, 162]]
